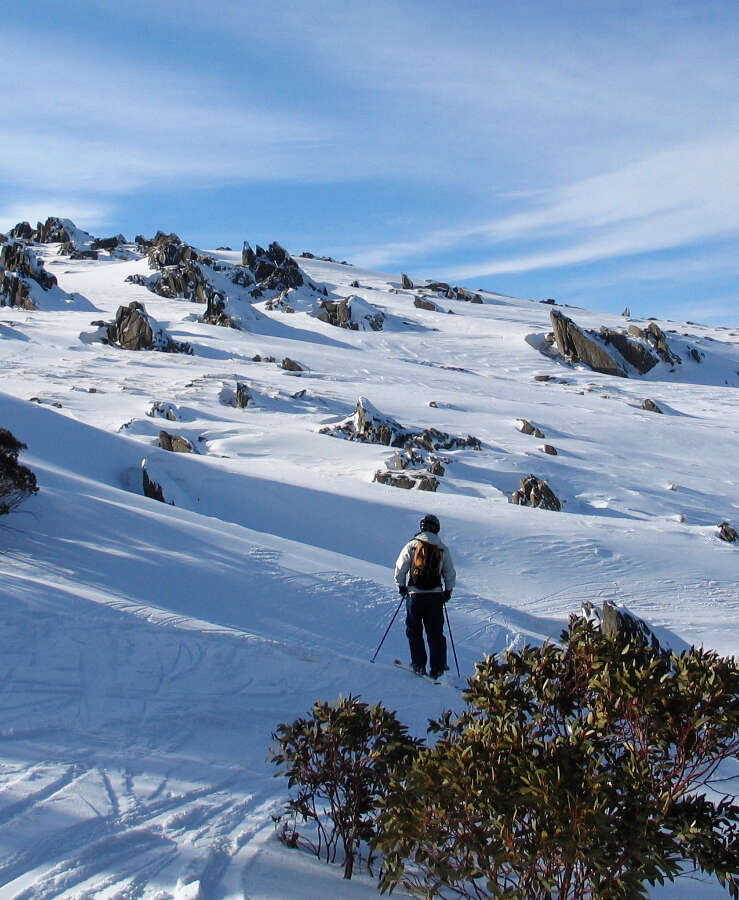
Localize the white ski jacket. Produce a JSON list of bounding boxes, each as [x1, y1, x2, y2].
[[394, 531, 456, 595]]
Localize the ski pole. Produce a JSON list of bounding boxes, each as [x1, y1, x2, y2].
[[370, 595, 405, 663], [445, 604, 460, 677]]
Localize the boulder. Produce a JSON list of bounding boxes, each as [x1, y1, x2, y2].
[[518, 419, 545, 438], [641, 398, 663, 414], [314, 296, 384, 331], [401, 273, 414, 289], [281, 357, 304, 372], [512, 474, 561, 511], [550, 310, 626, 377], [91, 235, 125, 252], [235, 382, 251, 408], [542, 444, 558, 455], [158, 430, 194, 453], [414, 297, 438, 312], [717, 521, 737, 543], [601, 601, 662, 653], [105, 302, 192, 354]]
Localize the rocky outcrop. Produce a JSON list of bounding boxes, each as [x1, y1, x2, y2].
[[91, 235, 126, 252], [628, 322, 681, 366], [242, 241, 304, 296], [0, 242, 59, 309], [373, 470, 438, 491], [425, 281, 483, 303], [9, 222, 34, 240], [641, 398, 663, 414], [322, 398, 480, 490], [35, 217, 74, 244], [313, 296, 385, 331], [599, 328, 658, 373], [158, 430, 194, 453], [146, 232, 212, 269], [512, 474, 561, 511], [104, 302, 192, 354], [718, 521, 737, 543], [0, 242, 57, 290], [550, 310, 626, 377], [142, 461, 168, 503]]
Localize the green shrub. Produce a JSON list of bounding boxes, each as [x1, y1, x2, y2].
[[270, 694, 422, 879], [0, 428, 38, 515], [376, 621, 739, 898]]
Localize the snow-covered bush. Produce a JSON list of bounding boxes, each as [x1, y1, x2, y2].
[[270, 695, 421, 880], [376, 621, 739, 899], [0, 428, 38, 514]]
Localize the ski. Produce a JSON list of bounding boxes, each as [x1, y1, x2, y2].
[[394, 658, 441, 684]]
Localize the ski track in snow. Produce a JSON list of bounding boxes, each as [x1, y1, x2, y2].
[[0, 245, 737, 897]]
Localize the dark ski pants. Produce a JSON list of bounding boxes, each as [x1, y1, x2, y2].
[[406, 592, 447, 675]]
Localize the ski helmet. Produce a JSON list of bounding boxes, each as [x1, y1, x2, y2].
[[419, 513, 440, 534]]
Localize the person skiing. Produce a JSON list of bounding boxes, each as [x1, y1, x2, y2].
[[394, 513, 456, 679]]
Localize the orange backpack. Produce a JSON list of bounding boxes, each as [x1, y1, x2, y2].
[[411, 540, 443, 590]]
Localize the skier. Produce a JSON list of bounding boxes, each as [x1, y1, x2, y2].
[[394, 513, 456, 679]]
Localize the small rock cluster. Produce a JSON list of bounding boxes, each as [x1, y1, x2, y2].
[[512, 474, 561, 511], [242, 241, 304, 296], [321, 397, 480, 492]]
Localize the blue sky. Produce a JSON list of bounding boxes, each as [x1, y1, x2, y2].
[[3, 0, 738, 323]]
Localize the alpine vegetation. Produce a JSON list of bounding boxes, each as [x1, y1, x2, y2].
[[0, 428, 38, 514]]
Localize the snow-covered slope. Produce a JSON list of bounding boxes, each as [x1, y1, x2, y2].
[[0, 229, 737, 898]]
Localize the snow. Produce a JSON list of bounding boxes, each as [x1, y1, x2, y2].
[[0, 236, 737, 897]]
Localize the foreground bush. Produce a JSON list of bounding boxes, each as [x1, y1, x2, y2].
[[376, 621, 738, 898], [270, 695, 422, 878], [0, 428, 38, 514]]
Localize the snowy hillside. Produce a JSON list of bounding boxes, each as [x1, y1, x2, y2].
[[0, 220, 737, 898]]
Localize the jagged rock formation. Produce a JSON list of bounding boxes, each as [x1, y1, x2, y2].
[[512, 474, 561, 511], [141, 460, 168, 503], [425, 281, 483, 303], [101, 302, 192, 353], [599, 328, 658, 373], [242, 241, 304, 295], [550, 310, 682, 377], [313, 296, 385, 331], [0, 242, 59, 309], [718, 521, 737, 543], [551, 311, 627, 377], [628, 322, 681, 366], [158, 430, 194, 453]]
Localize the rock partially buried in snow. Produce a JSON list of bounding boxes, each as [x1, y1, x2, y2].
[[550, 310, 626, 377], [717, 521, 737, 543], [401, 273, 414, 289], [141, 460, 169, 503], [281, 357, 304, 372], [373, 470, 438, 491], [147, 401, 178, 421], [158, 430, 194, 453], [512, 474, 561, 511], [641, 398, 663, 414], [518, 419, 545, 439], [313, 296, 385, 331]]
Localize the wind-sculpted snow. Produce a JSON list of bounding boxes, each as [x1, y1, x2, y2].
[[0, 225, 737, 897]]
